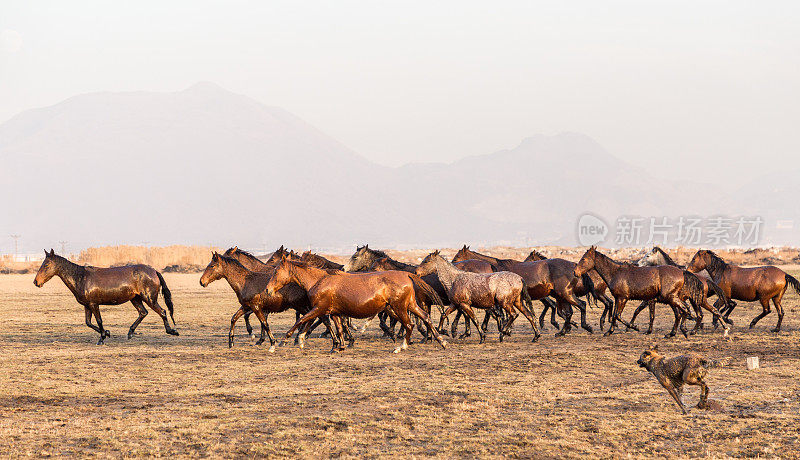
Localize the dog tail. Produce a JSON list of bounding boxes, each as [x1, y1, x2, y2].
[[701, 356, 731, 369]]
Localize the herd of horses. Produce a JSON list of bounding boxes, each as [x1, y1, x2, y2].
[[32, 244, 800, 352]]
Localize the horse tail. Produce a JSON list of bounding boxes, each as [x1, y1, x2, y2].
[[407, 273, 446, 317], [156, 271, 176, 326], [681, 270, 705, 312], [706, 278, 729, 310], [581, 273, 598, 307], [520, 281, 534, 309], [786, 274, 800, 297]]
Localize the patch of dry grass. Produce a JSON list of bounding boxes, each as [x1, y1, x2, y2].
[[0, 273, 799, 457]]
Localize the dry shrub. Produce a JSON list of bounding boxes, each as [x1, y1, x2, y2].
[[76, 245, 219, 270]]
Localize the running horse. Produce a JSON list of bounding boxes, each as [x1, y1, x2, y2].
[[573, 246, 709, 338], [633, 246, 732, 334], [687, 250, 800, 332], [415, 251, 541, 343], [300, 251, 344, 271], [452, 245, 597, 336], [200, 252, 340, 349], [270, 257, 447, 353], [33, 249, 178, 344], [345, 245, 499, 339]]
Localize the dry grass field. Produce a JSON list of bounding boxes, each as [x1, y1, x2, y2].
[[1, 272, 799, 458]]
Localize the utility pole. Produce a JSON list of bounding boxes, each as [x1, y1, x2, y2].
[[10, 235, 20, 261]]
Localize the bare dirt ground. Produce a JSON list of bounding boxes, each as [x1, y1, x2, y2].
[[1, 273, 799, 458]]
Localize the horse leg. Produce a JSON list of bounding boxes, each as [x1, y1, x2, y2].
[[330, 316, 345, 352], [547, 299, 560, 329], [538, 299, 549, 329], [511, 295, 541, 342], [228, 307, 246, 348], [700, 298, 730, 335], [248, 308, 269, 346], [598, 294, 613, 332], [460, 304, 485, 344], [406, 302, 447, 349], [243, 311, 255, 339], [128, 297, 149, 339], [378, 310, 397, 342], [572, 297, 593, 333], [555, 300, 573, 337], [688, 299, 703, 335], [84, 306, 103, 335], [749, 297, 772, 330], [628, 301, 648, 331], [282, 304, 330, 349], [605, 298, 627, 336], [772, 292, 785, 333], [646, 300, 655, 334], [143, 297, 179, 336], [87, 303, 110, 345]]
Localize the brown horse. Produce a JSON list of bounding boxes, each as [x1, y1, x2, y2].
[[200, 252, 336, 349], [265, 245, 300, 264], [345, 245, 499, 338], [33, 249, 178, 344], [632, 246, 732, 334], [270, 257, 447, 353], [416, 251, 540, 343], [523, 249, 615, 331], [223, 247, 303, 338], [574, 246, 707, 338], [687, 250, 800, 332], [452, 245, 596, 336], [300, 251, 344, 271]]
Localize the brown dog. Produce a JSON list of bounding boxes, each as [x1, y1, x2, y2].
[[637, 345, 729, 414]]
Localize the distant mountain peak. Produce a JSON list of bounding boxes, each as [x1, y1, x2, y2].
[[182, 81, 230, 94]]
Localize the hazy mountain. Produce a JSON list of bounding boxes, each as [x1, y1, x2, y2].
[[0, 83, 786, 253]]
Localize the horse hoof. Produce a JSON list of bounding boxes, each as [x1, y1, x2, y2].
[[771, 328, 781, 333], [393, 347, 402, 354], [532, 334, 541, 343], [169, 330, 179, 336], [268, 345, 276, 353], [440, 340, 448, 349], [583, 326, 594, 334], [603, 331, 613, 337], [249, 333, 256, 339]]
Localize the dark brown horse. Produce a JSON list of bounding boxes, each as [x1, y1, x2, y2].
[[265, 245, 300, 264], [632, 246, 732, 334], [300, 251, 344, 271], [573, 246, 707, 338], [452, 245, 596, 336], [687, 250, 800, 332], [523, 249, 615, 331], [200, 252, 335, 349], [223, 246, 302, 337], [33, 249, 178, 344], [269, 257, 447, 353]]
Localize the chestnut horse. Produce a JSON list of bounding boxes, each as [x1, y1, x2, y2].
[[200, 252, 336, 349], [633, 246, 732, 334], [451, 245, 597, 336], [345, 245, 499, 338], [270, 257, 447, 353], [574, 246, 707, 338], [33, 249, 178, 344], [687, 250, 800, 332], [416, 251, 540, 343]]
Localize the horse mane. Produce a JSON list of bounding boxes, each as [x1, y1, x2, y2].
[[50, 253, 86, 278], [364, 247, 390, 259], [218, 254, 252, 273], [229, 248, 265, 264], [528, 250, 548, 260], [703, 250, 729, 273], [653, 246, 678, 266]]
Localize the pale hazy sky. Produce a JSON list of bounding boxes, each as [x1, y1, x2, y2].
[[1, 1, 798, 184]]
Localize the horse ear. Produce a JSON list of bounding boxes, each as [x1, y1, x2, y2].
[[44, 249, 49, 257], [50, 248, 55, 255], [365, 244, 369, 249], [233, 246, 238, 251]]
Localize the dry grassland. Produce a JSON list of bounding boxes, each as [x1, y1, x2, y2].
[[1, 273, 799, 458]]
